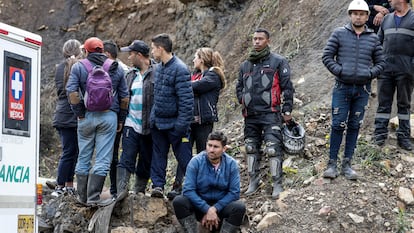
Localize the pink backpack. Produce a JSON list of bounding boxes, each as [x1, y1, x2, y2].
[[80, 59, 114, 112]]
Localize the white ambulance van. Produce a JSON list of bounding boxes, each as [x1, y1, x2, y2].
[[0, 22, 42, 233]]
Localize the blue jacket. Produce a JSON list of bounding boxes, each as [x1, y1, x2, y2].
[[66, 53, 128, 120], [150, 55, 193, 135], [322, 23, 385, 85], [183, 151, 240, 213]]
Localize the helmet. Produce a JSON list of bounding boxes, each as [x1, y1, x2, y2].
[[282, 122, 305, 154], [347, 0, 370, 15]]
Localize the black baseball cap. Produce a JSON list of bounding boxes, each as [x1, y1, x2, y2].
[[120, 40, 150, 56]]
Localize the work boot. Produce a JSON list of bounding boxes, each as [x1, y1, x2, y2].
[[341, 158, 358, 180], [167, 181, 182, 201], [116, 167, 131, 201], [398, 138, 412, 151], [270, 157, 283, 199], [220, 219, 239, 233], [178, 214, 198, 233], [87, 174, 114, 206], [76, 174, 88, 204], [134, 177, 148, 194], [323, 159, 338, 179], [244, 154, 260, 196]]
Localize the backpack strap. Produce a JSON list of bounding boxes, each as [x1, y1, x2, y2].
[[80, 59, 93, 73], [102, 59, 114, 72]]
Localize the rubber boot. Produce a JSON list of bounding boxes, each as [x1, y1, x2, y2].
[[244, 154, 260, 196], [341, 158, 358, 180], [76, 174, 88, 204], [323, 159, 338, 179], [134, 177, 148, 194], [220, 219, 239, 233], [87, 174, 114, 206], [178, 214, 198, 233], [398, 138, 412, 151], [270, 157, 283, 199], [116, 167, 131, 201]]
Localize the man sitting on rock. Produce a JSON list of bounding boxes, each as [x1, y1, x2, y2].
[[172, 131, 245, 233]]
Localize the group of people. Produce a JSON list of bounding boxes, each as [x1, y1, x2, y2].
[[49, 0, 414, 231], [322, 0, 414, 180]]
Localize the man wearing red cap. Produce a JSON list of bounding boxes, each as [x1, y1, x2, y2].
[[66, 37, 129, 206]]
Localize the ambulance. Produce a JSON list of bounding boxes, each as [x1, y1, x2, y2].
[[0, 22, 42, 233]]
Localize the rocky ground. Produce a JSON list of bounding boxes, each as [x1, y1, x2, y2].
[[1, 0, 414, 232]]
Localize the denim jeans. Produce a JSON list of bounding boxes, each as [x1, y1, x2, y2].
[[118, 126, 153, 179], [150, 128, 192, 188], [56, 127, 78, 185], [75, 111, 117, 176], [329, 81, 370, 160]]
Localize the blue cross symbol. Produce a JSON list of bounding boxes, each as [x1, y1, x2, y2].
[[11, 71, 24, 100]]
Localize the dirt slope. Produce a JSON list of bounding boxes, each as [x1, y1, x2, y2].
[[1, 0, 413, 232]]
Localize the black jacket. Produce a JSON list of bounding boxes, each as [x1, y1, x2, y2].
[[322, 23, 385, 85], [192, 68, 224, 124], [378, 9, 414, 75], [52, 61, 77, 128], [236, 52, 294, 117]]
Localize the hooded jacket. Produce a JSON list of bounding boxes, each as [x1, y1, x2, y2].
[[322, 23, 385, 84]]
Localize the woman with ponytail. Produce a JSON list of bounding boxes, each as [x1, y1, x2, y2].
[[51, 39, 82, 196], [167, 47, 226, 200]]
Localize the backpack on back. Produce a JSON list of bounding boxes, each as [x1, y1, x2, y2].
[[80, 59, 114, 112]]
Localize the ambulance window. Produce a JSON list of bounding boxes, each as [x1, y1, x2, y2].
[[2, 51, 31, 137]]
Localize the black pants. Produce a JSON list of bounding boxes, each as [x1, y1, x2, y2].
[[374, 74, 414, 139], [110, 131, 122, 195], [173, 195, 246, 227], [244, 113, 284, 158]]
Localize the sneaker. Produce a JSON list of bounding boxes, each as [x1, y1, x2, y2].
[[64, 187, 76, 195], [167, 187, 182, 201], [51, 187, 64, 197], [151, 187, 164, 198]]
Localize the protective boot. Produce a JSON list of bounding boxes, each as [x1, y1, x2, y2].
[[220, 219, 240, 233], [323, 159, 338, 179], [341, 158, 358, 180], [87, 174, 114, 206], [397, 120, 412, 151], [116, 167, 131, 200], [178, 214, 198, 233], [134, 177, 148, 194], [76, 174, 88, 204], [269, 157, 283, 199], [244, 154, 260, 196]]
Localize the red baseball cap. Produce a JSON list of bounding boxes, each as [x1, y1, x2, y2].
[[83, 37, 103, 53]]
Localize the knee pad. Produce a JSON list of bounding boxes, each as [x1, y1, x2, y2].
[[264, 141, 278, 157], [245, 139, 258, 154]]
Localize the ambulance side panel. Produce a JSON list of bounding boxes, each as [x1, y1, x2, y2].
[[0, 22, 41, 233]]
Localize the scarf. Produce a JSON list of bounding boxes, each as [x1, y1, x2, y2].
[[247, 46, 270, 62]]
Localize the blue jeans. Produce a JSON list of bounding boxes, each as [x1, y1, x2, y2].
[[118, 126, 153, 179], [56, 127, 78, 185], [75, 111, 117, 176], [150, 128, 192, 188], [329, 81, 370, 160]]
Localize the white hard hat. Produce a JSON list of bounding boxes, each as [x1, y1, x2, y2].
[[348, 0, 370, 15]]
